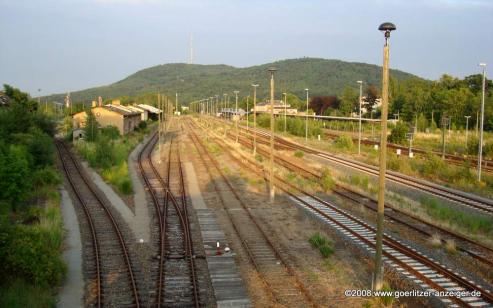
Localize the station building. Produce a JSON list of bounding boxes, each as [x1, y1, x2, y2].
[[72, 105, 141, 136], [253, 100, 297, 115]]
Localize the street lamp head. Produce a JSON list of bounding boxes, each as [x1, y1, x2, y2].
[[252, 84, 259, 87], [479, 63, 487, 67], [234, 90, 239, 94], [378, 22, 396, 38], [357, 80, 363, 84], [305, 88, 309, 92], [268, 67, 277, 72]]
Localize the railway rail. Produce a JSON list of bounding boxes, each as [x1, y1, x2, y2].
[[227, 131, 493, 268], [323, 131, 493, 173], [191, 119, 493, 307], [56, 140, 140, 307], [187, 122, 316, 307], [226, 120, 493, 215], [137, 130, 201, 307]]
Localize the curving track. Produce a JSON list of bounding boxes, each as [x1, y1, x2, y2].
[[56, 140, 140, 308], [137, 129, 200, 307]]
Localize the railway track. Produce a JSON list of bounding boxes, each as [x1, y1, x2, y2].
[[227, 131, 493, 268], [137, 130, 201, 307], [186, 122, 316, 307], [56, 140, 140, 307], [323, 131, 493, 172], [192, 119, 493, 307], [228, 121, 493, 216]]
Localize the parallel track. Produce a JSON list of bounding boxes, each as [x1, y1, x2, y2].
[[230, 121, 493, 215], [56, 140, 140, 307], [229, 131, 493, 268], [192, 119, 493, 307], [187, 123, 316, 307]]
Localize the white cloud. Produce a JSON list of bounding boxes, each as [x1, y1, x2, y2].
[[93, 0, 159, 4]]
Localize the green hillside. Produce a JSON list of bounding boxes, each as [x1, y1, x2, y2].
[[43, 58, 418, 104]]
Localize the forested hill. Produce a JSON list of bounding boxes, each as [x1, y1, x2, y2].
[[43, 58, 418, 104]]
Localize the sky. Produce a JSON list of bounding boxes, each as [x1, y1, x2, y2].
[[0, 0, 492, 96]]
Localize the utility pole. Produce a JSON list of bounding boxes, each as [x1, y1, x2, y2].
[[283, 92, 287, 133], [158, 92, 162, 163], [234, 91, 239, 144], [442, 115, 447, 159], [175, 92, 178, 116], [357, 80, 363, 155], [305, 88, 309, 142], [465, 115, 471, 151], [478, 63, 487, 181], [252, 84, 259, 156], [373, 22, 396, 291], [268, 68, 276, 203]]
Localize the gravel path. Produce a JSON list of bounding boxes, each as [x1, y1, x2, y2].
[[57, 187, 84, 308]]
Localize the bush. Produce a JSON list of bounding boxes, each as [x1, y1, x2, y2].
[[100, 126, 120, 140], [388, 121, 408, 144], [0, 219, 66, 287], [320, 169, 335, 192], [319, 245, 334, 258], [138, 121, 147, 130], [333, 135, 353, 150], [294, 150, 304, 158]]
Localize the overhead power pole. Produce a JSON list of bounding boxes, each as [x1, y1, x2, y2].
[[268, 67, 277, 203]]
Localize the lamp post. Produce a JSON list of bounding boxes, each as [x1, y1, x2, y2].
[[268, 68, 277, 203], [283, 92, 287, 133], [465, 115, 471, 151], [175, 92, 178, 116], [478, 63, 487, 181], [373, 21, 396, 292], [215, 95, 219, 116], [252, 84, 259, 156], [305, 88, 309, 142], [246, 95, 250, 131], [234, 91, 239, 144], [357, 81, 363, 155], [223, 93, 228, 136]]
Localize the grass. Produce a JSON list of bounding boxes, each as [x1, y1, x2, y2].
[[0, 279, 56, 308], [420, 197, 493, 235], [309, 233, 334, 258], [294, 150, 304, 158], [320, 169, 335, 192], [75, 122, 154, 195]]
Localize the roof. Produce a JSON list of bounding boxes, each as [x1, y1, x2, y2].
[[137, 104, 162, 114], [104, 104, 140, 116], [257, 100, 290, 107], [126, 105, 147, 113]]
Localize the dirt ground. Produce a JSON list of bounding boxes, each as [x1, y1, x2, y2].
[[183, 119, 375, 307]]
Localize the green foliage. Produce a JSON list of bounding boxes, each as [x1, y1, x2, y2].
[[42, 58, 416, 106], [100, 125, 120, 140], [309, 233, 334, 258], [333, 135, 354, 150], [84, 110, 99, 142], [320, 169, 335, 192], [309, 232, 328, 248], [388, 121, 408, 144], [339, 86, 359, 116], [0, 217, 66, 287], [294, 150, 304, 158], [0, 279, 56, 308], [0, 144, 31, 207], [420, 197, 492, 234], [138, 121, 147, 130]]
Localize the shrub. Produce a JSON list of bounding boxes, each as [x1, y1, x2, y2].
[[294, 150, 304, 158], [100, 126, 120, 140], [388, 121, 408, 144], [32, 167, 61, 187], [138, 121, 147, 130], [320, 169, 335, 192], [333, 135, 353, 150]]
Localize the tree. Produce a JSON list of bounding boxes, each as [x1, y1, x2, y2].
[[309, 96, 340, 115], [362, 85, 379, 114], [84, 110, 99, 142], [340, 86, 359, 116]]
